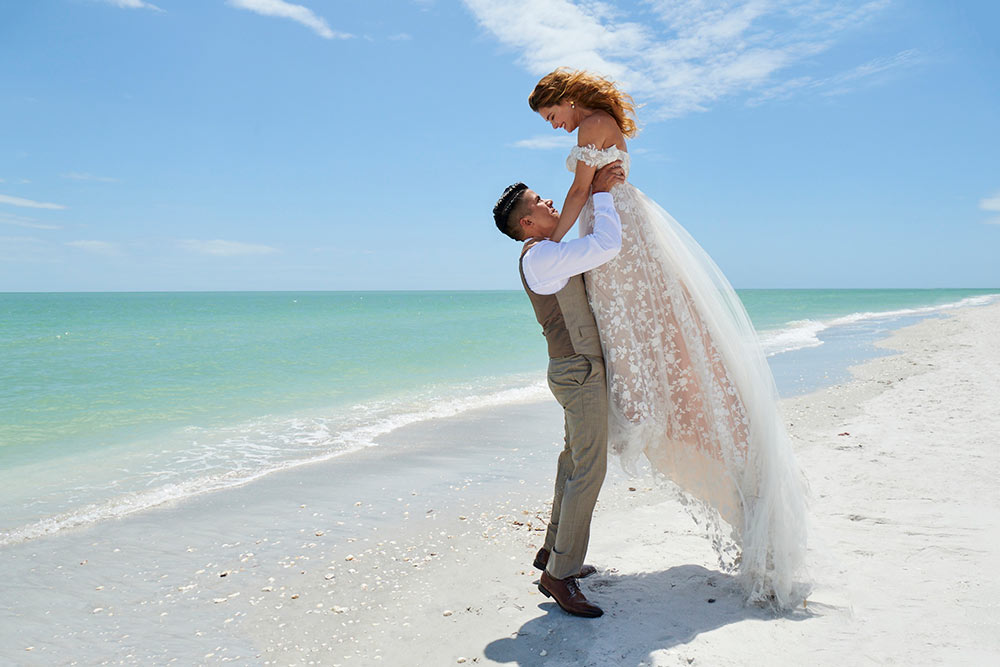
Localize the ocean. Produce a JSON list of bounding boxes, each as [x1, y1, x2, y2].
[[1, 288, 997, 547]]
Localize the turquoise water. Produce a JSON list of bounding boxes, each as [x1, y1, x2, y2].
[[1, 288, 997, 544], [739, 288, 998, 332], [1, 291, 542, 457]]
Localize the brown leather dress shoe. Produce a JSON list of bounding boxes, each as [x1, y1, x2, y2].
[[538, 570, 604, 618], [533, 547, 597, 578]]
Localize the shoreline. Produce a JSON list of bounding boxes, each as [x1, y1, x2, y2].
[[3, 302, 1000, 664], [6, 292, 996, 550]]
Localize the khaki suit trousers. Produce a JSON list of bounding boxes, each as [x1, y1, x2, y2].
[[543, 354, 608, 580]]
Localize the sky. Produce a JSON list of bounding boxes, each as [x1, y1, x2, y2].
[[1, 0, 998, 291]]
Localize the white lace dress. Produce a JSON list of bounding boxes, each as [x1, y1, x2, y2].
[[570, 145, 809, 608]]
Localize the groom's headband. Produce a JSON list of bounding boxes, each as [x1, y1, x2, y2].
[[493, 182, 528, 232]]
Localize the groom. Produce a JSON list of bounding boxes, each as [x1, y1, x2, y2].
[[492, 161, 624, 618]]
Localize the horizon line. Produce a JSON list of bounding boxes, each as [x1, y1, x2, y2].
[[2, 287, 999, 295]]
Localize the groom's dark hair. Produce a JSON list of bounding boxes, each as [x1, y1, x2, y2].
[[493, 182, 530, 241]]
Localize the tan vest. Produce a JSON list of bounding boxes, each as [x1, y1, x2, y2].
[[519, 242, 603, 359]]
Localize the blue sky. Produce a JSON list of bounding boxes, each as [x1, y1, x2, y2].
[[1, 0, 997, 291]]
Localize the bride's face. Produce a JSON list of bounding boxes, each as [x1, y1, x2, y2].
[[537, 101, 577, 133]]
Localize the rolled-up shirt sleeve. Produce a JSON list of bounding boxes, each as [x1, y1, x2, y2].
[[522, 192, 622, 295]]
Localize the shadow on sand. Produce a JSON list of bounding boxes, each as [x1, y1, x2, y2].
[[484, 564, 812, 666]]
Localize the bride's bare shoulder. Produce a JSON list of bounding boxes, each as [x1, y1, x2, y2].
[[579, 110, 616, 133], [578, 110, 626, 150]]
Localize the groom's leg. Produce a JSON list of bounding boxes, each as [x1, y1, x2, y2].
[[545, 354, 608, 580], [543, 412, 573, 553]]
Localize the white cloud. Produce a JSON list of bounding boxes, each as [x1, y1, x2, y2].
[[388, 33, 413, 41], [0, 212, 62, 230], [750, 48, 920, 104], [0, 193, 68, 210], [980, 194, 1000, 212], [0, 235, 43, 244], [980, 192, 1000, 225], [512, 135, 577, 149], [100, 0, 163, 12], [0, 236, 59, 264], [61, 172, 119, 183], [66, 240, 122, 255], [179, 239, 279, 256], [463, 0, 898, 119], [227, 0, 352, 39], [825, 48, 921, 91]]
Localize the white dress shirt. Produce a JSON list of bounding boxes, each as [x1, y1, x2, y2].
[[521, 192, 623, 295]]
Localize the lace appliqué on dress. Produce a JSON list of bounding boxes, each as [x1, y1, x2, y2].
[[568, 144, 809, 609], [567, 145, 641, 213]]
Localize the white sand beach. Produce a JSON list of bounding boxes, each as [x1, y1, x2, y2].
[[3, 302, 1000, 666]]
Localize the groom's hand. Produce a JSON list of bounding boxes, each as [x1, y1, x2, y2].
[[592, 160, 625, 193]]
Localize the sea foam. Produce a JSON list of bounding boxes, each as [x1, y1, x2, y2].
[[5, 291, 998, 547], [759, 294, 999, 357], [0, 379, 549, 547]]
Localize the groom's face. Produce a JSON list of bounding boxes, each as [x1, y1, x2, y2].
[[519, 189, 560, 238]]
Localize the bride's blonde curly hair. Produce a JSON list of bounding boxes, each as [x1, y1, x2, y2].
[[528, 68, 638, 138]]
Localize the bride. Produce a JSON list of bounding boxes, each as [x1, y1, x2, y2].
[[527, 68, 809, 608]]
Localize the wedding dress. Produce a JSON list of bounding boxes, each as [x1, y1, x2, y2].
[[570, 145, 809, 608]]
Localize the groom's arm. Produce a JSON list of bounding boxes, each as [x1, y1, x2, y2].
[[521, 192, 622, 296]]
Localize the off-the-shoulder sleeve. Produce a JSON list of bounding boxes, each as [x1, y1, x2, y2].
[[566, 145, 630, 174]]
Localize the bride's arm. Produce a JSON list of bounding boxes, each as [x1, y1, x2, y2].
[[549, 113, 620, 243], [549, 162, 596, 243]]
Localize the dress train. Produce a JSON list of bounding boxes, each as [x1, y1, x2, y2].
[[570, 145, 810, 608]]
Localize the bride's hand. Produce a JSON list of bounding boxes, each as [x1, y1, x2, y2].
[[592, 160, 625, 193]]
